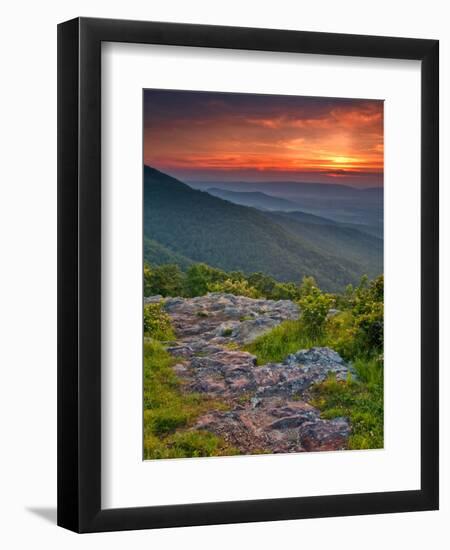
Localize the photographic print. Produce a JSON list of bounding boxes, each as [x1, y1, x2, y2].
[[143, 90, 384, 460]]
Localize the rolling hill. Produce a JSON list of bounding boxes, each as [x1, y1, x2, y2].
[[144, 166, 383, 291], [266, 211, 383, 279], [144, 238, 193, 271]]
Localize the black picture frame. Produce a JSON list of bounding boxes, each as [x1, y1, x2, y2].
[[57, 17, 439, 533]]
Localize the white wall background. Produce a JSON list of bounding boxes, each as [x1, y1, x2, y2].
[[0, 0, 448, 548]]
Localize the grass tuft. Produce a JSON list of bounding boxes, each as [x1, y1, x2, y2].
[[143, 339, 234, 459], [244, 320, 318, 364], [310, 361, 383, 450]]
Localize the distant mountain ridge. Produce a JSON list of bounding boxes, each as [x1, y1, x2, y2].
[[206, 187, 303, 212], [143, 166, 383, 291], [188, 179, 364, 194], [187, 177, 383, 229]]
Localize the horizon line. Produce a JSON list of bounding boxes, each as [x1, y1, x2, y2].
[[144, 164, 383, 190]]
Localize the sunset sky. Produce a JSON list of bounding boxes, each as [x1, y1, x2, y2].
[[143, 90, 384, 188]]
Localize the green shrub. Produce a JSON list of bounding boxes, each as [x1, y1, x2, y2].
[[247, 272, 277, 297], [144, 263, 184, 297], [325, 310, 358, 360], [143, 302, 174, 341], [298, 275, 319, 298], [207, 278, 260, 298], [298, 288, 334, 339], [355, 300, 384, 351], [185, 263, 226, 297], [271, 282, 299, 300], [351, 275, 384, 353]]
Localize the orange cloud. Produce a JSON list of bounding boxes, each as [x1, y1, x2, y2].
[[144, 91, 383, 186]]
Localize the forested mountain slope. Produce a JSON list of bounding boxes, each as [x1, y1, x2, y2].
[[144, 166, 382, 291]]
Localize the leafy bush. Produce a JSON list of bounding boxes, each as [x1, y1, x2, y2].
[[325, 310, 358, 360], [144, 263, 184, 297], [143, 302, 174, 341], [271, 282, 299, 300], [350, 274, 384, 353], [298, 287, 335, 339], [184, 263, 226, 297], [246, 272, 277, 296], [355, 301, 383, 351], [207, 278, 260, 298]]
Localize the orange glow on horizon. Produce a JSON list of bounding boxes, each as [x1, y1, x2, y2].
[[144, 91, 384, 186]]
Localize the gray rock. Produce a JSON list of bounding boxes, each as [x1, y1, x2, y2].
[[166, 344, 194, 358], [144, 295, 163, 304], [231, 317, 279, 344], [299, 417, 350, 452]]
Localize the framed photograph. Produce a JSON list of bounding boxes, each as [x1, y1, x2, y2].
[[57, 17, 439, 532]]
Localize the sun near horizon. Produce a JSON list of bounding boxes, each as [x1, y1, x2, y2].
[[144, 90, 384, 189]]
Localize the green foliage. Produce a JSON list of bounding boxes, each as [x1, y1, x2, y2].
[[321, 274, 384, 359], [246, 272, 278, 298], [245, 276, 382, 368], [298, 278, 335, 339], [144, 431, 238, 460], [325, 310, 358, 360], [144, 264, 152, 296], [184, 263, 225, 297], [311, 360, 383, 450], [144, 263, 184, 297], [298, 276, 319, 298], [143, 302, 175, 341], [143, 261, 308, 301], [244, 272, 300, 300], [270, 282, 299, 300], [207, 278, 260, 298], [356, 276, 383, 350], [353, 355, 384, 387], [346, 274, 384, 353], [143, 339, 234, 459]]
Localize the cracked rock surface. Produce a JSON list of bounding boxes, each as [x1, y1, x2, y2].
[[147, 293, 355, 454]]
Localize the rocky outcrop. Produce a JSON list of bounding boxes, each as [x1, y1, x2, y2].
[[195, 401, 350, 454], [149, 293, 354, 455], [154, 292, 299, 345]]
